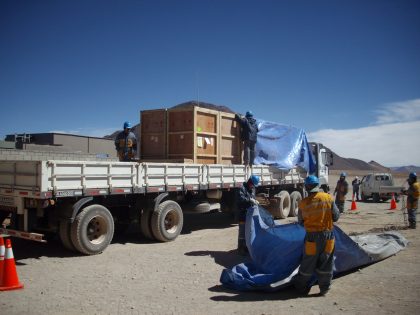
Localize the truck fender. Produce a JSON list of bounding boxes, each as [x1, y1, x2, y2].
[[69, 197, 94, 223], [154, 193, 169, 212]]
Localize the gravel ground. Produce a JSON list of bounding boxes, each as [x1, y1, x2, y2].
[[1, 173, 419, 315]]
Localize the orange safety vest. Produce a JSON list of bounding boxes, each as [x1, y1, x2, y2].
[[299, 192, 335, 232], [407, 182, 420, 209]]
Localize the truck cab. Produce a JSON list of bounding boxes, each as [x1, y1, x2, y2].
[[310, 142, 333, 192]]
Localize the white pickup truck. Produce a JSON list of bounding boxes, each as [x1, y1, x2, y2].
[[359, 173, 404, 202]]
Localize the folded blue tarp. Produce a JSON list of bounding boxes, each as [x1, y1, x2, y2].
[[254, 120, 316, 173], [220, 206, 408, 291]]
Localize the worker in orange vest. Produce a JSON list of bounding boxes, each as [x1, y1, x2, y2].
[[402, 172, 420, 229], [293, 175, 340, 296]]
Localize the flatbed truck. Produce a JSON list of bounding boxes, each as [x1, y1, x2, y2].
[[0, 145, 332, 255]]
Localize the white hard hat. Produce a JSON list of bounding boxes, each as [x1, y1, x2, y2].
[[355, 176, 359, 179]]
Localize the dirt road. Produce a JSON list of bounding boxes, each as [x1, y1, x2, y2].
[[1, 174, 419, 315]]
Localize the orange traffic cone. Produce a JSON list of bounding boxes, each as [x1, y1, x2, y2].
[[351, 195, 357, 210], [0, 237, 4, 284], [0, 238, 24, 291], [390, 194, 397, 210]]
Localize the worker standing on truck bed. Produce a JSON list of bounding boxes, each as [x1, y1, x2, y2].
[[236, 175, 260, 256], [403, 172, 420, 229], [235, 111, 259, 166], [294, 175, 340, 296], [115, 121, 138, 161], [334, 172, 348, 213]]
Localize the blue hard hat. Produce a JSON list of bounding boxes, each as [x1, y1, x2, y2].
[[123, 121, 131, 129], [249, 175, 260, 186], [245, 111, 253, 118], [409, 172, 417, 179], [305, 175, 319, 186], [340, 172, 347, 177]]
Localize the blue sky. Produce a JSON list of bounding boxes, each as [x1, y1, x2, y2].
[[1, 0, 419, 166]]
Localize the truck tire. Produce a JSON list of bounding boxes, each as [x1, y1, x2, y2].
[[361, 193, 368, 202], [59, 219, 76, 251], [140, 207, 154, 240], [289, 191, 302, 217], [70, 204, 114, 255], [372, 193, 380, 203], [270, 190, 291, 219], [151, 200, 183, 242]]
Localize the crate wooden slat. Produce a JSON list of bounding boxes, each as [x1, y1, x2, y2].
[[140, 109, 167, 159]]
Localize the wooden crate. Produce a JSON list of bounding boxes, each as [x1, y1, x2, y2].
[[140, 109, 167, 159], [140, 104, 242, 165], [168, 105, 219, 164], [219, 112, 242, 165]]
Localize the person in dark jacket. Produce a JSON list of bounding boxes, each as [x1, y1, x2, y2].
[[115, 121, 138, 161], [351, 176, 361, 201], [236, 175, 260, 255], [334, 172, 348, 213], [235, 111, 259, 166]]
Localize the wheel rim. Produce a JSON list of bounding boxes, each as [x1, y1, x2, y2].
[[86, 215, 108, 244], [164, 209, 180, 234]]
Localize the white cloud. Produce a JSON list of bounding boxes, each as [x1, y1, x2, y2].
[[374, 99, 420, 125], [308, 120, 420, 167]]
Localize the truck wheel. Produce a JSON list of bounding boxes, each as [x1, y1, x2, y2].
[[270, 191, 291, 219], [59, 219, 76, 251], [70, 204, 114, 255], [289, 191, 302, 217], [140, 206, 154, 240], [151, 200, 183, 242], [361, 193, 368, 202], [372, 193, 380, 203]]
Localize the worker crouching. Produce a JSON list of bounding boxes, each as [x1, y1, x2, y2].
[[236, 175, 260, 256], [293, 175, 340, 296], [115, 121, 138, 161]]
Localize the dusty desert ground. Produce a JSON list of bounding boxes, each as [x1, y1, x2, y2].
[[1, 172, 419, 315]]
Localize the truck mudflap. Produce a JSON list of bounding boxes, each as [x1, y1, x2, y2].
[[0, 228, 46, 243]]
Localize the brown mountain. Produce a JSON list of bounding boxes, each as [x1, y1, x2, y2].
[[328, 148, 390, 172]]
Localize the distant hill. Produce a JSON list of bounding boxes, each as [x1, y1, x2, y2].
[[104, 124, 141, 140], [390, 165, 420, 173], [326, 148, 391, 172]]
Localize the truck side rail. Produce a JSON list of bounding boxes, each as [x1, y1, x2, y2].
[[0, 160, 305, 199]]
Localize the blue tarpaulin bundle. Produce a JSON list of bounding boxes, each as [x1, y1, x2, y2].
[[220, 206, 408, 291], [254, 120, 316, 173]]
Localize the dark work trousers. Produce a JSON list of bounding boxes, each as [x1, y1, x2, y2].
[[244, 140, 256, 166], [407, 208, 417, 228], [237, 206, 247, 250], [353, 188, 360, 201], [335, 199, 345, 213], [294, 231, 335, 293]]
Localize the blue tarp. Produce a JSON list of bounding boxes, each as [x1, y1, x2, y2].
[[254, 120, 316, 173], [220, 206, 408, 291]]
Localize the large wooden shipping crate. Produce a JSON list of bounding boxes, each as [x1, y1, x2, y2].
[[219, 111, 242, 165], [140, 105, 242, 164], [140, 109, 167, 159]]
